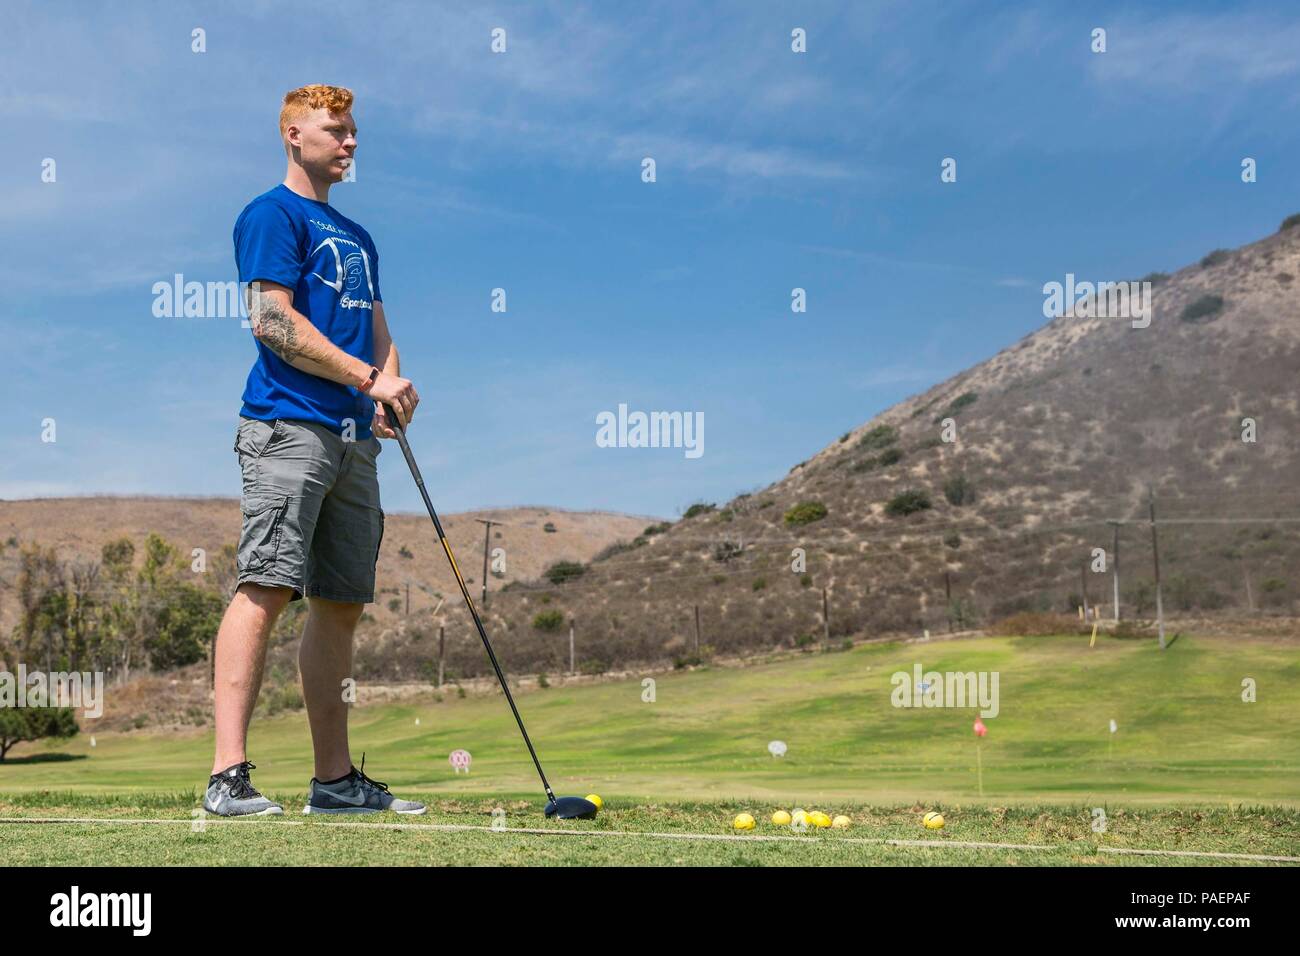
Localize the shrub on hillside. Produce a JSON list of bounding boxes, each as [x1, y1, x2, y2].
[[878, 447, 904, 466], [1180, 294, 1225, 323], [1281, 212, 1300, 232], [532, 609, 565, 632], [683, 502, 716, 519], [544, 560, 585, 584], [885, 489, 932, 517], [933, 391, 978, 423], [1200, 249, 1231, 268], [858, 424, 898, 451], [542, 522, 556, 533], [1141, 271, 1170, 285], [713, 541, 743, 562], [784, 501, 828, 526], [943, 473, 976, 506]]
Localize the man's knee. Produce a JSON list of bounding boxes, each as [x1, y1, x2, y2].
[[236, 582, 295, 614], [307, 596, 366, 626]]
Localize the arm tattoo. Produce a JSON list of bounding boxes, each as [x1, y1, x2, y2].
[[255, 302, 300, 362]]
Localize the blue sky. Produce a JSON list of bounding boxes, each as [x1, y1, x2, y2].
[[2, 0, 1298, 518]]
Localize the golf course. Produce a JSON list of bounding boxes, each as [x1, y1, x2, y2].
[[3, 631, 1297, 866]]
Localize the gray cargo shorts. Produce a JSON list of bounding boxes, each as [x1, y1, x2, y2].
[[233, 416, 384, 604]]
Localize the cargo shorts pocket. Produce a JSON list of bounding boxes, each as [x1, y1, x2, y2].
[[233, 418, 282, 458], [238, 494, 291, 573], [374, 508, 386, 566]]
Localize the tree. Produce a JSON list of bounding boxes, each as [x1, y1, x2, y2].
[[99, 537, 140, 684], [0, 706, 79, 761], [13, 544, 64, 671], [146, 582, 224, 670]]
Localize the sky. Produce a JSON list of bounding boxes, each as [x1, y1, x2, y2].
[[2, 0, 1298, 519]]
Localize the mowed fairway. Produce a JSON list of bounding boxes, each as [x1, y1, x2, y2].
[[2, 632, 1298, 865]]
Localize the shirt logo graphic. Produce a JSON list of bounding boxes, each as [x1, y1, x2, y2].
[[309, 236, 374, 301]]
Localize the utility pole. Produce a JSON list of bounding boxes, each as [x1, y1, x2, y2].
[[404, 580, 410, 616], [1149, 488, 1166, 650], [568, 619, 576, 675], [1108, 521, 1122, 622], [822, 587, 830, 642], [474, 518, 504, 608]]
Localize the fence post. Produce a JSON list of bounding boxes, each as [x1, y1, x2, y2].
[[1149, 488, 1166, 650]]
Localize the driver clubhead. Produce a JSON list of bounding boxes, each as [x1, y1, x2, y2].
[[544, 796, 599, 820]]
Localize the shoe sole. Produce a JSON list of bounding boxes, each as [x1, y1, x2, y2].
[[202, 804, 285, 817], [302, 805, 427, 816]]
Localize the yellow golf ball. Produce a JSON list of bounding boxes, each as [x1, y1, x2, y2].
[[584, 794, 603, 810], [771, 810, 792, 826], [733, 813, 756, 831], [923, 811, 945, 830], [832, 815, 851, 829], [809, 811, 832, 829]]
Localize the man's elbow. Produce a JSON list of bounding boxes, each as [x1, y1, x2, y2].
[[249, 303, 300, 359]]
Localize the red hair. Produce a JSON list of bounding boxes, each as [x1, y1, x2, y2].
[[279, 85, 354, 139]]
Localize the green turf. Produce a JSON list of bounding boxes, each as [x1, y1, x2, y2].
[[0, 794, 1295, 866], [4, 632, 1296, 804], [1, 632, 1297, 865]]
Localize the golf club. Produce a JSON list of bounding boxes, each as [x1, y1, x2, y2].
[[381, 403, 598, 821]]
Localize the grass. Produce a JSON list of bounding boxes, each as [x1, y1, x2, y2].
[[1, 631, 1297, 865], [1, 794, 1295, 866]]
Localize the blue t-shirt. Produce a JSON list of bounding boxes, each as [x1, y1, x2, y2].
[[234, 184, 382, 439]]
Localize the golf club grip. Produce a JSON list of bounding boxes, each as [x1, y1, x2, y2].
[[381, 402, 405, 434]]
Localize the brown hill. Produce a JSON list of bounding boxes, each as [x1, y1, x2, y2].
[[410, 217, 1300, 679], [0, 496, 654, 639]]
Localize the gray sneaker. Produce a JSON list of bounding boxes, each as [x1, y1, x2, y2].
[[202, 761, 284, 817], [303, 756, 426, 815]]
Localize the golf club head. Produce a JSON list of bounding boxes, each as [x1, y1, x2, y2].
[[544, 796, 599, 820]]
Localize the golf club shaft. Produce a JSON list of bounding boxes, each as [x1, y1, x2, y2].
[[381, 405, 558, 804]]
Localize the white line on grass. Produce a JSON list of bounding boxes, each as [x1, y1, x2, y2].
[[2, 817, 1297, 862]]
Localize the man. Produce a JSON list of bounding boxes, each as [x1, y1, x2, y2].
[[203, 85, 424, 816]]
